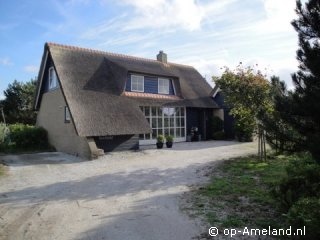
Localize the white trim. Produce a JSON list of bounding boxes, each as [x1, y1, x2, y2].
[[35, 50, 48, 109], [171, 79, 176, 95], [158, 78, 170, 94], [212, 87, 221, 98], [131, 74, 144, 92]]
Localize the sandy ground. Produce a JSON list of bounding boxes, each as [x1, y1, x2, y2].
[[0, 141, 257, 240]]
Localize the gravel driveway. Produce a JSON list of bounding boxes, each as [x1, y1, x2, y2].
[[0, 141, 257, 240]]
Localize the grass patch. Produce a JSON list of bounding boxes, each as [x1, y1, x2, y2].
[[192, 154, 290, 230]]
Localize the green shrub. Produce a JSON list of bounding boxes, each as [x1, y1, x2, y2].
[[212, 131, 225, 140], [286, 197, 320, 239], [8, 124, 49, 150], [157, 134, 164, 143], [273, 155, 320, 210], [0, 123, 10, 144], [165, 135, 173, 143]]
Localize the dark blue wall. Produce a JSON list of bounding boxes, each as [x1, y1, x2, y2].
[[125, 74, 175, 95], [213, 92, 235, 139], [94, 135, 139, 152]]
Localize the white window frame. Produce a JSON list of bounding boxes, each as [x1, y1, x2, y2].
[[139, 106, 186, 145], [158, 78, 170, 94], [49, 67, 57, 90], [131, 75, 144, 92], [65, 106, 71, 123]]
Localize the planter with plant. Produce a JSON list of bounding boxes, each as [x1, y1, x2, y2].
[[156, 135, 164, 149], [165, 135, 173, 148]]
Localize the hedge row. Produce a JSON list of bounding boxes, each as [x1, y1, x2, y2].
[[0, 123, 51, 151]]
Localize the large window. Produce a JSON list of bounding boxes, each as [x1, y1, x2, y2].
[[158, 78, 170, 94], [49, 67, 58, 90], [139, 106, 186, 141], [131, 75, 144, 92]]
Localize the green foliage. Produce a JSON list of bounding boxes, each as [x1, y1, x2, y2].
[[212, 131, 225, 140], [270, 0, 320, 162], [286, 197, 320, 239], [272, 154, 320, 239], [157, 134, 164, 143], [0, 123, 10, 145], [165, 135, 173, 143], [192, 155, 288, 229], [214, 65, 272, 142], [9, 124, 49, 149], [273, 154, 320, 210], [0, 79, 37, 124], [0, 124, 51, 152]]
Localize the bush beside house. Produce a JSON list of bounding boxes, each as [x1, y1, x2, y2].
[[0, 123, 52, 152]]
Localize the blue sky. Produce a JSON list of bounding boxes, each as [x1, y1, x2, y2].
[[0, 0, 302, 99]]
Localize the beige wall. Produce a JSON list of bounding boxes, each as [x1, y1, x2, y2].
[[213, 109, 224, 121], [36, 89, 91, 159]]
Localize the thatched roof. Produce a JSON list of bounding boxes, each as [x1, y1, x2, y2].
[[35, 43, 219, 137]]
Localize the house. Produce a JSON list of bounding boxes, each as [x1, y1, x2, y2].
[[34, 43, 223, 159], [211, 86, 235, 139]]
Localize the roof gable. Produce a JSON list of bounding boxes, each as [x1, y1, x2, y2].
[[35, 42, 219, 136]]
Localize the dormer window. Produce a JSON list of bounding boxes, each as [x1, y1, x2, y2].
[[131, 75, 144, 92], [49, 67, 58, 90], [158, 78, 170, 94]]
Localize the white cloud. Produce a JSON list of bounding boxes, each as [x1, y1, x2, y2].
[[0, 58, 13, 66], [24, 65, 38, 73], [118, 0, 237, 31]]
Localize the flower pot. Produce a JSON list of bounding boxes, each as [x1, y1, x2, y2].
[[166, 142, 173, 148], [156, 142, 164, 149]]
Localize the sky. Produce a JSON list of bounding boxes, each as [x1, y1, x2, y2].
[[0, 0, 303, 99]]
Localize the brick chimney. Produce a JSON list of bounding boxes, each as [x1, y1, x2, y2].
[[157, 50, 167, 63]]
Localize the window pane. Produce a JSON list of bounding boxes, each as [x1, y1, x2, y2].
[[176, 128, 181, 137], [131, 75, 144, 92], [170, 128, 174, 137], [181, 118, 185, 127], [158, 78, 169, 94], [158, 108, 163, 116], [181, 128, 185, 137], [164, 128, 169, 136], [170, 117, 174, 127], [146, 117, 150, 124], [152, 118, 157, 128], [158, 117, 162, 128], [139, 134, 144, 140], [176, 107, 181, 116], [152, 107, 157, 116], [145, 133, 150, 139], [152, 129, 157, 139], [164, 118, 169, 127], [176, 118, 181, 127], [158, 129, 163, 136]]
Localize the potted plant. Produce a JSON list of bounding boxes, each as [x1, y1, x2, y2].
[[156, 135, 164, 149], [165, 135, 173, 148]]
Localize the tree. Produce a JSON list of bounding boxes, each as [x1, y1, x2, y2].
[[0, 79, 37, 124], [274, 0, 320, 162], [214, 65, 272, 143], [260, 76, 304, 153]]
